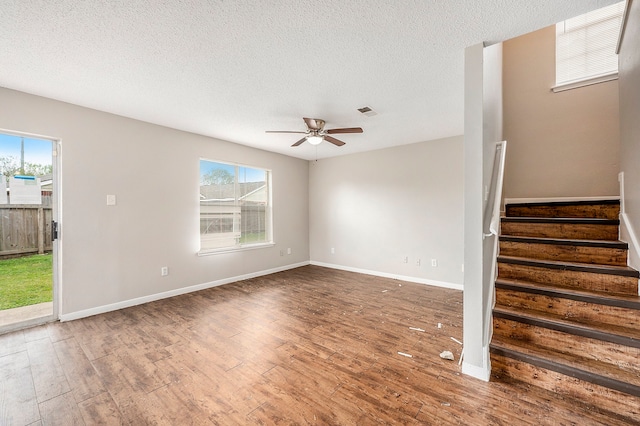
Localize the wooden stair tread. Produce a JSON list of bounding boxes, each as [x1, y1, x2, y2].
[[497, 255, 640, 278], [505, 200, 620, 220], [501, 217, 619, 225], [495, 278, 640, 309], [490, 340, 640, 396], [493, 306, 640, 348], [499, 235, 628, 249], [489, 373, 638, 426], [506, 199, 620, 208], [493, 198, 638, 408]]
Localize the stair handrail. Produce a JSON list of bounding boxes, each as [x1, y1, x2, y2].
[[486, 141, 507, 238], [483, 141, 507, 353]]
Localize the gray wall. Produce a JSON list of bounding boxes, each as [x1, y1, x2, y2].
[[619, 0, 640, 272], [502, 25, 620, 199], [0, 87, 310, 318], [309, 136, 464, 289]]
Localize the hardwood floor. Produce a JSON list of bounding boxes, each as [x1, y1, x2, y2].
[[0, 265, 632, 425]]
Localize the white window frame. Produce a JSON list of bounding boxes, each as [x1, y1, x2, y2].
[[198, 159, 273, 255], [553, 1, 625, 93]]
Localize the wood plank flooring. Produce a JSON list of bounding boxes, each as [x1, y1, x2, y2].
[[0, 265, 631, 425]]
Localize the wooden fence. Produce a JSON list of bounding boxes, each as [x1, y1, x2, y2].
[[0, 205, 53, 258], [241, 205, 266, 234]]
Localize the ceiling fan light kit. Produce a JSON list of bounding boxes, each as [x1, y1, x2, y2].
[[266, 117, 363, 147], [306, 135, 324, 145]]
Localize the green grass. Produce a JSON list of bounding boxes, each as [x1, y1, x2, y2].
[[0, 254, 53, 310], [240, 231, 266, 244]]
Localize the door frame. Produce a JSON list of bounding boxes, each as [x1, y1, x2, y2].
[[0, 128, 61, 332]]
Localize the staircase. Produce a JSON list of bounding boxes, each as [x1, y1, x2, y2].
[[490, 199, 640, 422]]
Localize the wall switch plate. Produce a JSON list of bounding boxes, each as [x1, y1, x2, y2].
[[287, 248, 291, 255], [106, 194, 116, 206], [161, 267, 168, 276], [331, 248, 335, 254]]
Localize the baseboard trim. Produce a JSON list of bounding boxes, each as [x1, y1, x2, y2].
[[619, 171, 640, 294], [309, 261, 463, 291], [620, 213, 640, 282], [59, 261, 310, 322], [60, 260, 463, 321], [461, 344, 490, 381], [504, 196, 620, 206], [462, 360, 491, 382]]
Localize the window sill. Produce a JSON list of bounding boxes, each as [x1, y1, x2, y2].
[[197, 242, 275, 256], [552, 72, 618, 93]]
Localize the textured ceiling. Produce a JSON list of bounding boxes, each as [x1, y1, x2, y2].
[[0, 0, 620, 160]]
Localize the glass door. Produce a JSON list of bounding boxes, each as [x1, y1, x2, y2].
[[0, 131, 58, 333]]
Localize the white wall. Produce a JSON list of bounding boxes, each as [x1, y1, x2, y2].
[[618, 0, 640, 273], [482, 42, 504, 328], [309, 136, 464, 289], [0, 87, 309, 318], [461, 41, 504, 382], [462, 42, 488, 381], [502, 25, 620, 199]]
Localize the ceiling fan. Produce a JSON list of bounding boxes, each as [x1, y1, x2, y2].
[[266, 117, 363, 147]]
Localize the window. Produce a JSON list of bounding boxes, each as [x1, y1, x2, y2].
[[554, 1, 625, 91], [199, 160, 272, 253]]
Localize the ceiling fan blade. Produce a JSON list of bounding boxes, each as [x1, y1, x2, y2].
[[265, 130, 307, 134], [324, 135, 346, 146], [326, 127, 363, 134], [291, 137, 306, 147], [303, 117, 324, 131]]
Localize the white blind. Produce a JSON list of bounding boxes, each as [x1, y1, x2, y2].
[[555, 1, 625, 86]]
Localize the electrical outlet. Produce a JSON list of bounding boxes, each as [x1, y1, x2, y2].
[[416, 258, 421, 266], [403, 256, 408, 264], [431, 259, 438, 267], [161, 267, 168, 276], [280, 250, 284, 256]]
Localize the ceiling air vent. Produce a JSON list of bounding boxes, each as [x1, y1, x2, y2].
[[357, 106, 377, 117]]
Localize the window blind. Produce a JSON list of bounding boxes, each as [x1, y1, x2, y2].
[[199, 159, 272, 253], [555, 1, 625, 87]]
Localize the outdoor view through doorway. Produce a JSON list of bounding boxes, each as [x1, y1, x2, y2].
[[0, 131, 56, 333]]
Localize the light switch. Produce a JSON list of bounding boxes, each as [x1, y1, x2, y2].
[[106, 194, 116, 206]]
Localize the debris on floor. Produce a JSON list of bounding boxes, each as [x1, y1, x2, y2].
[[437, 322, 442, 329], [450, 337, 462, 345], [441, 402, 451, 407], [397, 351, 413, 358], [439, 350, 454, 360], [382, 290, 388, 293], [409, 327, 425, 332]]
